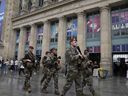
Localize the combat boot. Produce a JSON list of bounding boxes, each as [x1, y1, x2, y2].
[[28, 88, 32, 93]]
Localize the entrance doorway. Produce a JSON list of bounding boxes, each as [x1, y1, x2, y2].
[[89, 53, 100, 68], [113, 53, 128, 77]]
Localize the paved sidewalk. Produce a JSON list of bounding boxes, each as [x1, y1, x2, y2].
[[0, 72, 128, 96]]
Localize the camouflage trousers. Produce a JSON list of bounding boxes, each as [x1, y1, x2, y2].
[[82, 72, 95, 95], [42, 68, 59, 92], [23, 67, 33, 91], [40, 67, 49, 85], [61, 70, 83, 96]]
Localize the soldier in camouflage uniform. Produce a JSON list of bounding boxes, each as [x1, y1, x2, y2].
[[41, 48, 60, 95], [60, 38, 85, 96], [82, 49, 95, 96], [40, 51, 51, 85], [22, 46, 35, 93]]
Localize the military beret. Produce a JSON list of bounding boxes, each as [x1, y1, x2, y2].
[[45, 51, 51, 55], [50, 48, 57, 52], [29, 46, 34, 49]]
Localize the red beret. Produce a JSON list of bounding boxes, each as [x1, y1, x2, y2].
[[29, 46, 34, 49], [50, 48, 57, 52]]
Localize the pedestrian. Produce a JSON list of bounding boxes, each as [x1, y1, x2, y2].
[[4, 59, 9, 74], [60, 38, 84, 96], [9, 59, 14, 71], [15, 59, 19, 71], [19, 61, 25, 76]]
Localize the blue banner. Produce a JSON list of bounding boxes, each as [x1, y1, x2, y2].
[[67, 19, 77, 38]]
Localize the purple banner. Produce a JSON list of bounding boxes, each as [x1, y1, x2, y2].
[[112, 9, 128, 31], [37, 26, 43, 40]]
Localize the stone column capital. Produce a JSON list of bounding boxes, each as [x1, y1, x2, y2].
[[100, 6, 110, 12], [20, 26, 26, 30], [58, 15, 66, 20], [77, 11, 86, 16], [31, 23, 36, 27], [42, 20, 50, 24]]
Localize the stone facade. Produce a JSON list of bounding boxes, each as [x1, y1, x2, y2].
[[2, 0, 127, 75], [1, 0, 15, 59]]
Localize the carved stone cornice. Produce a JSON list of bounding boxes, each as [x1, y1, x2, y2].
[[12, 0, 76, 21], [12, 0, 122, 29]]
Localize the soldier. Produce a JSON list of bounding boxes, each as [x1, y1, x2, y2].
[[82, 49, 95, 96], [41, 48, 60, 95], [40, 51, 51, 85], [22, 46, 35, 93], [60, 38, 85, 96]]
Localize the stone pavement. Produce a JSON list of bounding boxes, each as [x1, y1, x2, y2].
[[0, 71, 128, 96]]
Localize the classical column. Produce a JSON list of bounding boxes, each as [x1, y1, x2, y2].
[[29, 24, 37, 54], [18, 27, 26, 60], [77, 12, 86, 53], [57, 16, 66, 64], [21, 0, 28, 14], [6, 29, 17, 59], [41, 20, 50, 59], [100, 6, 112, 76], [9, 29, 17, 59], [31, 0, 38, 11]]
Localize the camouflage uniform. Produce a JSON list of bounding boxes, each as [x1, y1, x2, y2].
[[22, 51, 35, 92], [82, 58, 95, 96], [40, 56, 50, 85], [61, 47, 84, 96], [41, 53, 60, 95]]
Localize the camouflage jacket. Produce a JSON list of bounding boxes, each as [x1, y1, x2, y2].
[[65, 47, 80, 72], [50, 54, 61, 70], [81, 54, 89, 69], [22, 51, 35, 68], [42, 55, 52, 69], [82, 60, 94, 76]]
